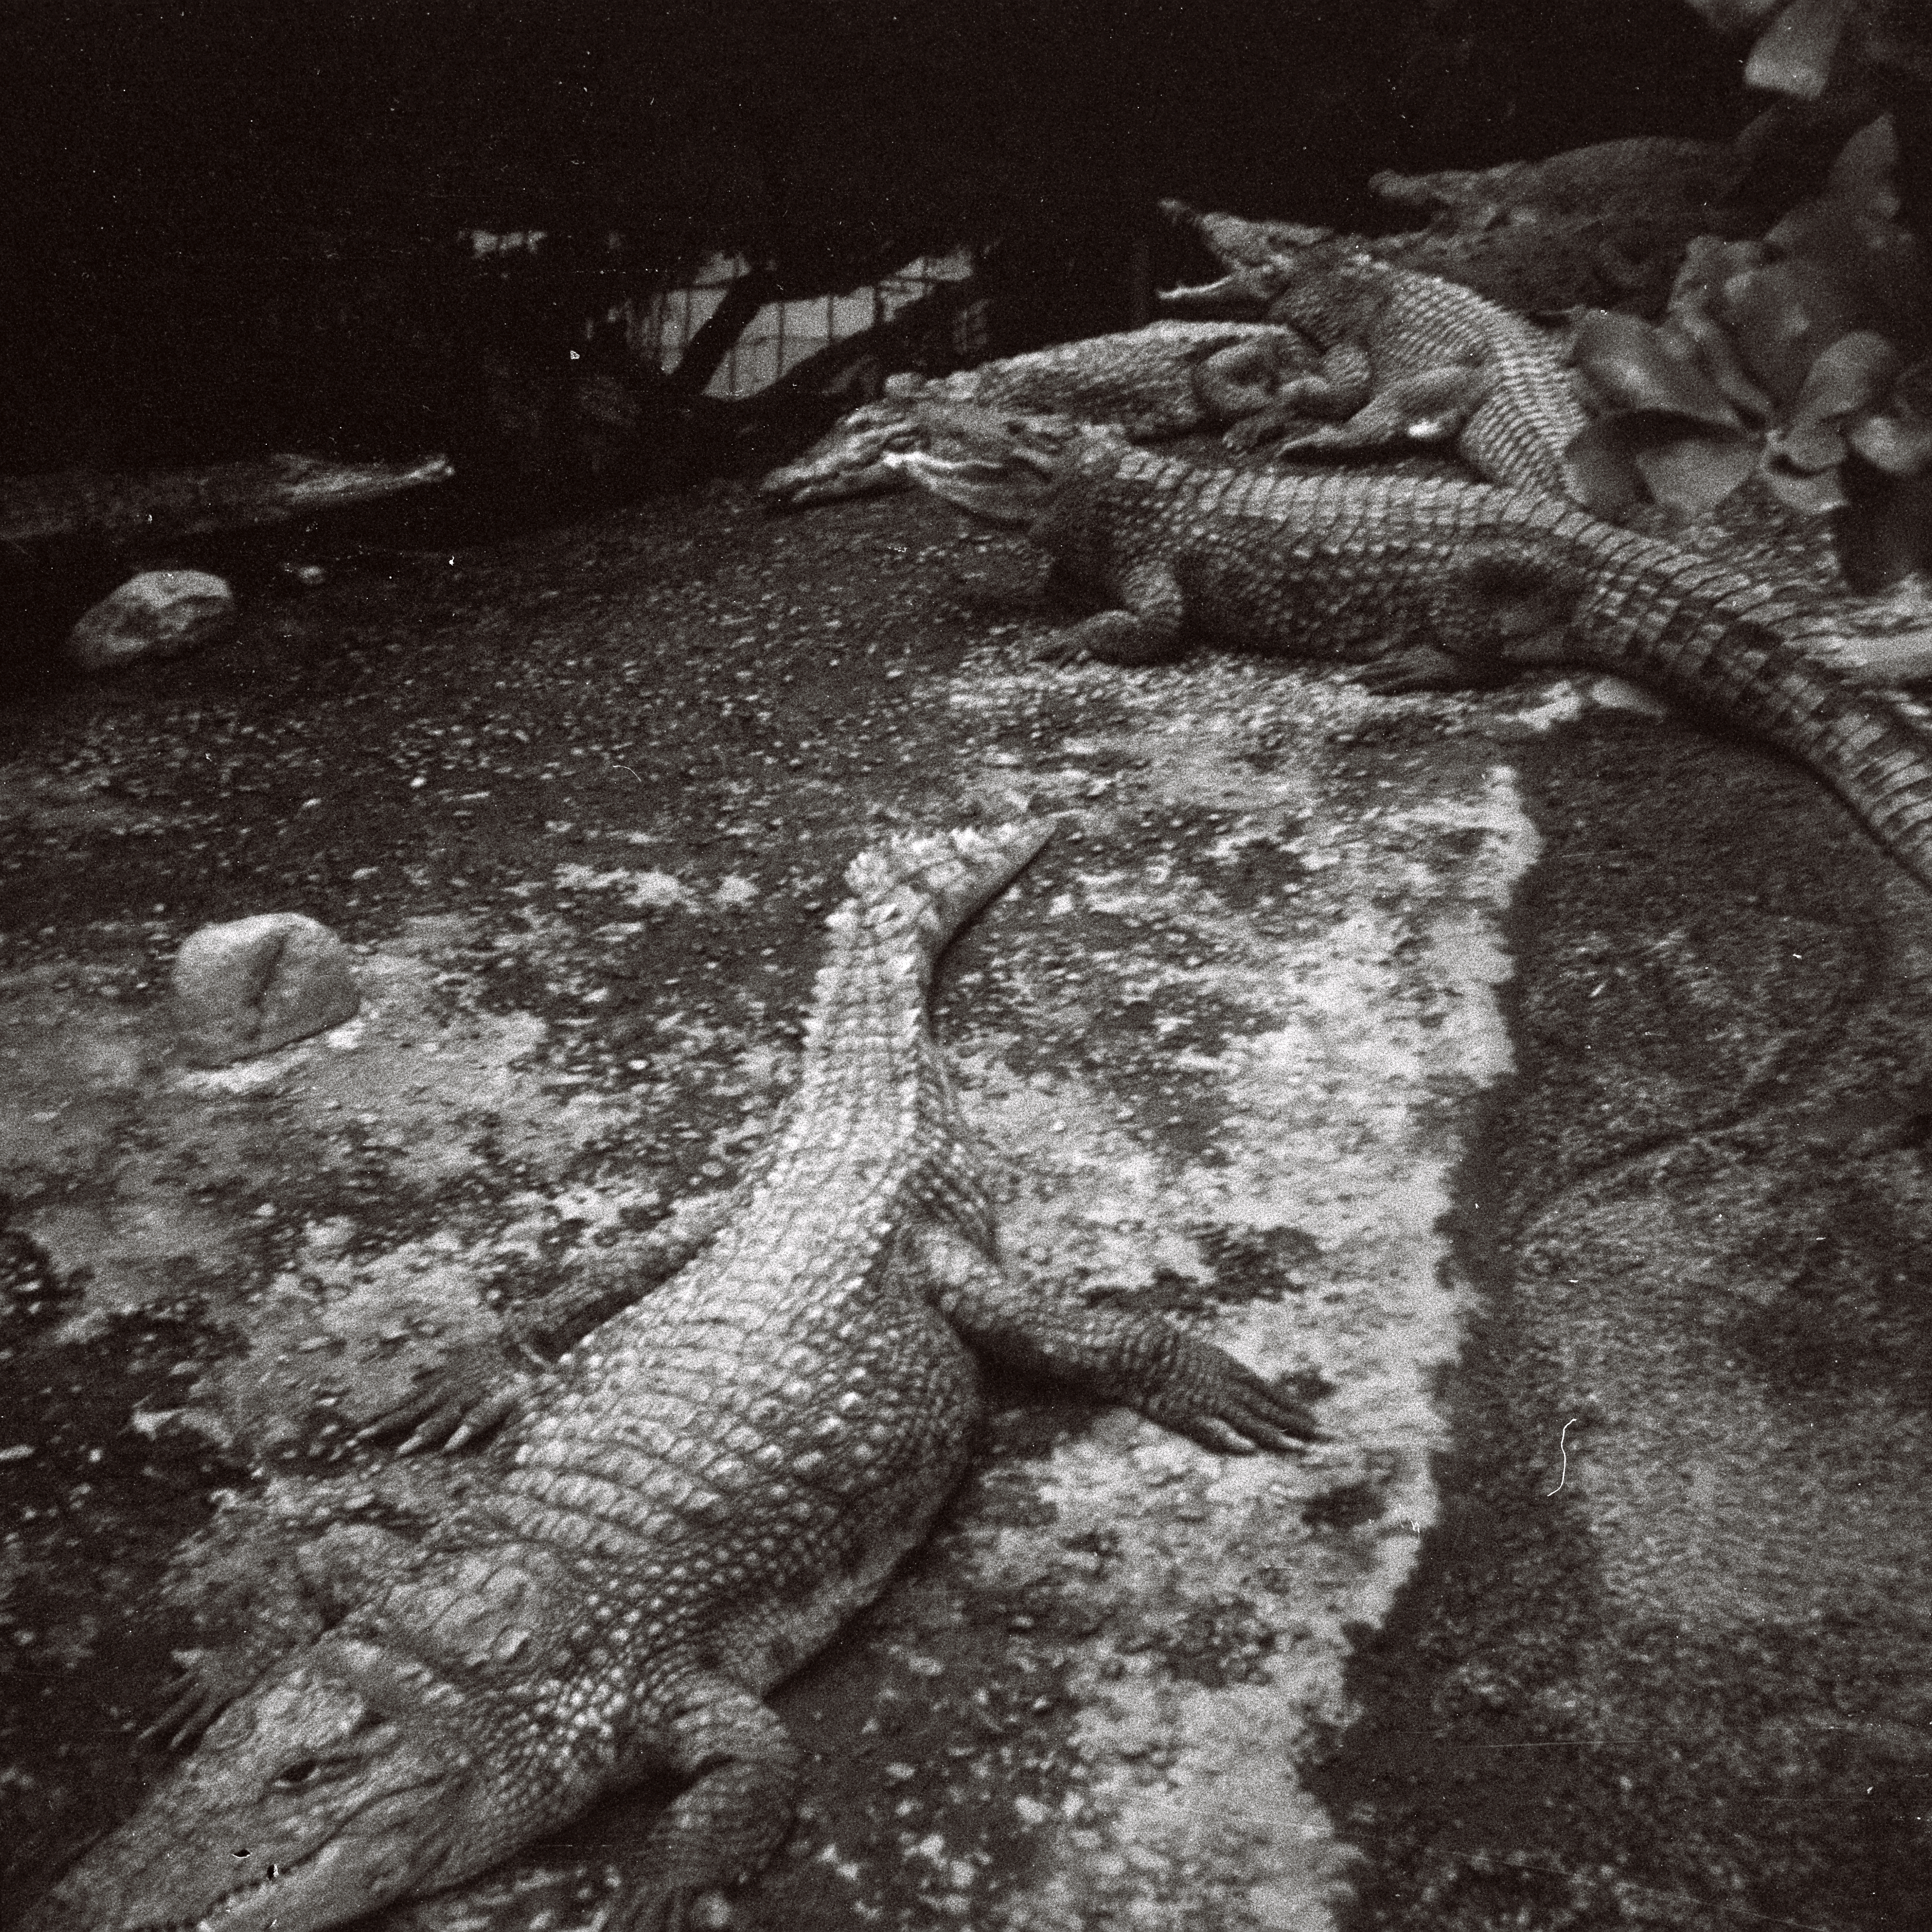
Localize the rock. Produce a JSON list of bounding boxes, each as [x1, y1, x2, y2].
[[67, 570, 236, 672], [172, 913, 360, 1067]]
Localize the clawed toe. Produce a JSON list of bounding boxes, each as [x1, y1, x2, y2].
[[143, 1675, 226, 1751], [1032, 636, 1092, 666]]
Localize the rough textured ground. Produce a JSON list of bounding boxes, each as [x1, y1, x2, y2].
[[2, 450, 1929, 1931]]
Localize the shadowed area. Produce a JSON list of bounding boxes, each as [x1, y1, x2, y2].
[[1310, 703, 1932, 1930]]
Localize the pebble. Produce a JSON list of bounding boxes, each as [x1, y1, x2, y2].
[[172, 913, 361, 1067], [67, 570, 236, 672]]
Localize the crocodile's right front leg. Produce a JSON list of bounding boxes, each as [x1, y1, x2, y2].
[[1036, 560, 1188, 666], [906, 1219, 1323, 1450]]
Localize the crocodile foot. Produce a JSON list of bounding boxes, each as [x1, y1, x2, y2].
[[359, 1338, 536, 1453]]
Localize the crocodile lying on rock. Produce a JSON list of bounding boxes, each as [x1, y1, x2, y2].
[[1157, 200, 1591, 505], [1363, 133, 1763, 314], [759, 320, 1315, 508], [0, 452, 453, 547], [25, 821, 1318, 1932], [886, 410, 1932, 888]]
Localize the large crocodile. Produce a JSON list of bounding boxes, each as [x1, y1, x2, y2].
[[26, 821, 1317, 1932], [886, 411, 1932, 889], [0, 452, 453, 547], [1157, 200, 1592, 504], [759, 320, 1315, 508]]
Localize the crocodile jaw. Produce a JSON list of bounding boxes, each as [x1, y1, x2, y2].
[[1156, 269, 1284, 318], [759, 402, 921, 507], [881, 449, 1045, 524]]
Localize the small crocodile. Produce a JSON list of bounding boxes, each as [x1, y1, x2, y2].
[[1157, 200, 1590, 503], [26, 821, 1317, 1932], [0, 452, 454, 547], [759, 321, 1315, 508], [886, 411, 1932, 888]]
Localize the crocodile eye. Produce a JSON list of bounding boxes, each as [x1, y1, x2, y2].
[[273, 1758, 322, 1789]]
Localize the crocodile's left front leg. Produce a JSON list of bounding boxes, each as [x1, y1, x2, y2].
[[1192, 335, 1319, 432], [1035, 560, 1189, 667], [1358, 538, 1584, 694], [905, 1219, 1323, 1451], [1270, 362, 1494, 462]]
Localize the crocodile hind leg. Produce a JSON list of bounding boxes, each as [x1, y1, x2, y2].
[[1221, 341, 1376, 451], [1268, 363, 1494, 463], [1358, 539, 1583, 694], [1191, 335, 1320, 432], [614, 1673, 802, 1931], [906, 1219, 1323, 1450], [1035, 560, 1188, 666]]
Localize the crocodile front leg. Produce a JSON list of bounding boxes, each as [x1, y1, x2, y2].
[[1222, 341, 1375, 451], [1268, 363, 1493, 461], [907, 1220, 1323, 1451], [363, 1189, 741, 1452], [147, 1520, 418, 1747], [1191, 336, 1317, 429], [1036, 559, 1188, 666], [614, 1673, 802, 1932]]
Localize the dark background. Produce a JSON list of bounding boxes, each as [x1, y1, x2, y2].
[[2, 1, 1764, 471]]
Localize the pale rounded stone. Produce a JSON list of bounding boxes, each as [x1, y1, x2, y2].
[[172, 913, 360, 1067], [67, 570, 236, 672]]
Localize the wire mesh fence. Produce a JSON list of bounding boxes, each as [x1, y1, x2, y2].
[[627, 248, 977, 399]]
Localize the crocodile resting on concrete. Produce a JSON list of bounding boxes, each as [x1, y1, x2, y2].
[[0, 452, 454, 547], [26, 822, 1317, 1932], [1157, 200, 1590, 505], [886, 411, 1932, 890], [759, 320, 1315, 508]]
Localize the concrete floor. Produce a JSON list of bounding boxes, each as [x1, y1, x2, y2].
[[2, 461, 1928, 1930]]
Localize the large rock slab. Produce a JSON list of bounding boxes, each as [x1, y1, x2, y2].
[[67, 570, 236, 672], [171, 913, 359, 1067]]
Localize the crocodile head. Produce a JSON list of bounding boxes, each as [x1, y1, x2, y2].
[[1156, 200, 1386, 340], [25, 1639, 532, 1932], [881, 404, 1118, 526], [1158, 199, 1332, 270], [759, 384, 931, 508]]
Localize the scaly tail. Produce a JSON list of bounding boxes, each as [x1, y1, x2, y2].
[[796, 823, 1053, 1085], [838, 821, 1055, 988]]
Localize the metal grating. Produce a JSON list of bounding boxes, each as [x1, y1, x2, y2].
[[627, 249, 976, 399]]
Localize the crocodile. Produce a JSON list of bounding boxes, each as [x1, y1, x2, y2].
[[1157, 200, 1592, 504], [758, 320, 1316, 508], [0, 452, 454, 547], [1361, 135, 1763, 313], [885, 410, 1932, 888], [25, 821, 1318, 1932]]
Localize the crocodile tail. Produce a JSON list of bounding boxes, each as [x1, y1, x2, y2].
[[835, 821, 1053, 984]]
